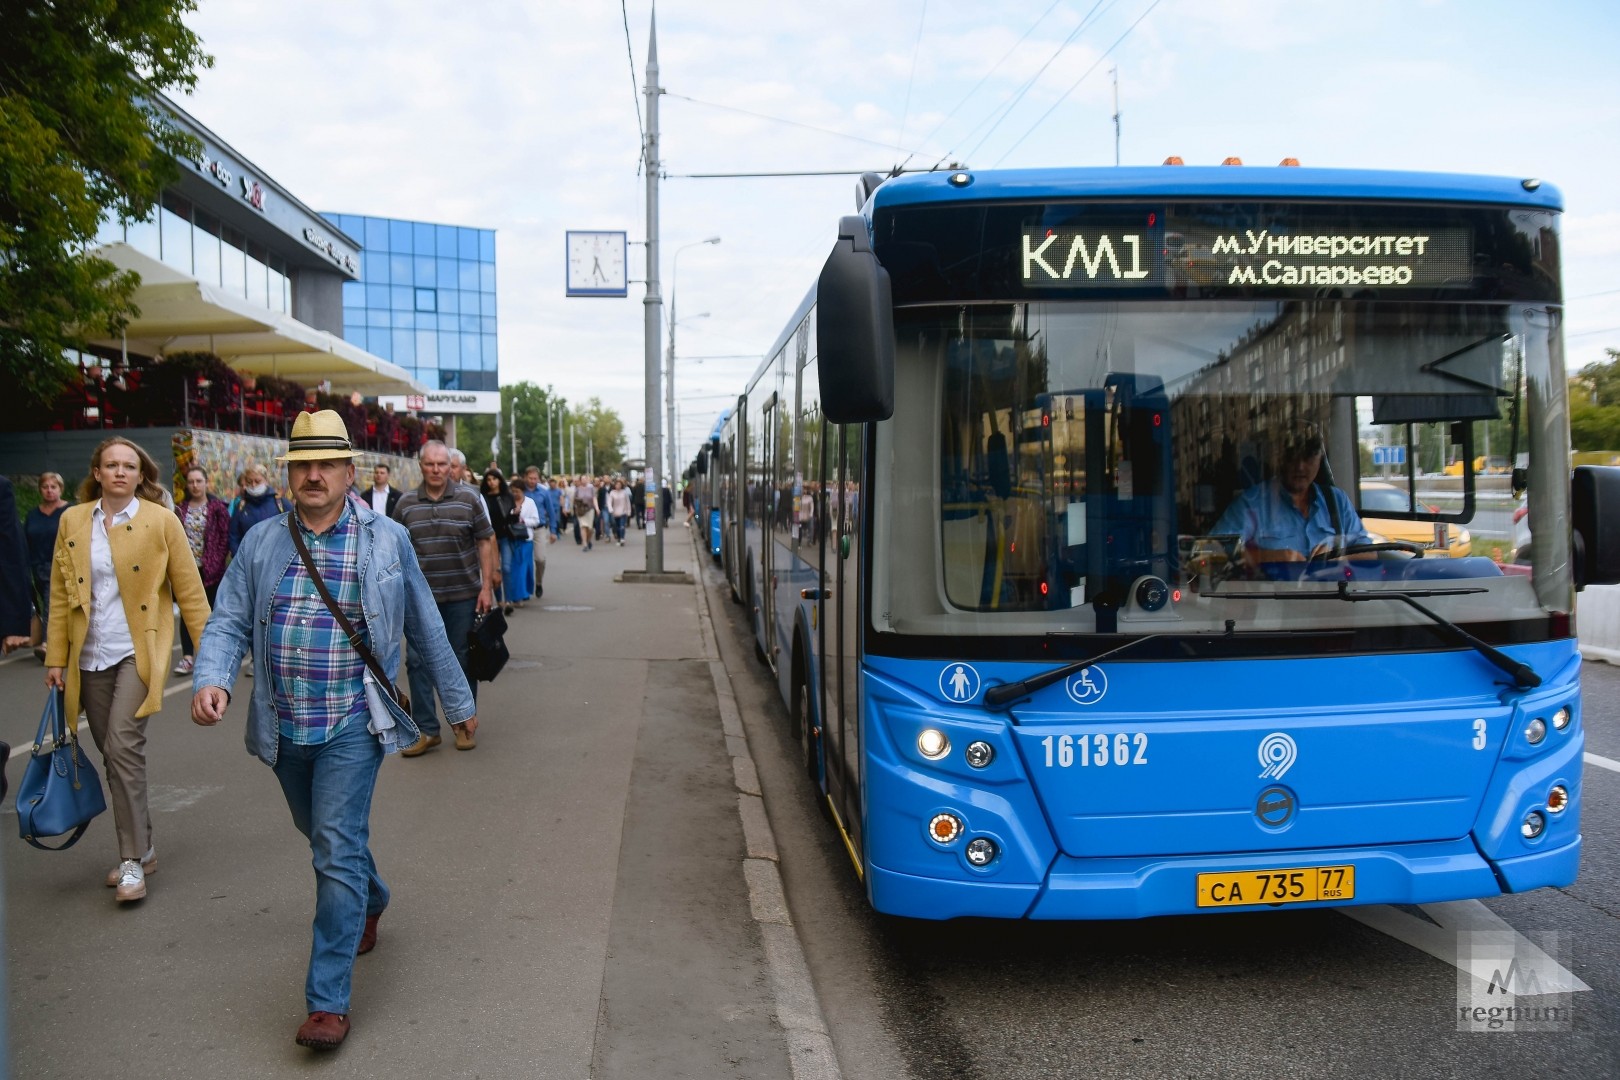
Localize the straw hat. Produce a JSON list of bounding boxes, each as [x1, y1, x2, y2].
[[278, 409, 357, 461]]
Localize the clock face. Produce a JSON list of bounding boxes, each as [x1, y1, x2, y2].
[[565, 230, 628, 296]]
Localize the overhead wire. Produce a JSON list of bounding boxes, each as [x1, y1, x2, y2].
[[896, 0, 929, 154], [895, 0, 1066, 172], [948, 0, 1114, 167], [620, 0, 645, 172], [990, 0, 1164, 166], [664, 92, 939, 158]]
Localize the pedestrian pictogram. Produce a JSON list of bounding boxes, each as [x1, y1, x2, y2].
[[939, 663, 981, 702]]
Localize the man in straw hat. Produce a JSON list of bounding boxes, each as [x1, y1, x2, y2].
[[191, 410, 476, 1051]]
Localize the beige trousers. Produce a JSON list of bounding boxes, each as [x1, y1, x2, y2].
[[78, 657, 152, 860]]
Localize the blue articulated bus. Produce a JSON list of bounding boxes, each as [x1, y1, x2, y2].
[[690, 407, 731, 562], [720, 164, 1620, 920]]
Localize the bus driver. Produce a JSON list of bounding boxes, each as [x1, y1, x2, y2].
[[1212, 427, 1372, 563]]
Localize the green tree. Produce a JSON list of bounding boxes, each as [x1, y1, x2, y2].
[[573, 396, 627, 475], [1, 1, 211, 408], [1568, 349, 1620, 451], [455, 382, 627, 476]]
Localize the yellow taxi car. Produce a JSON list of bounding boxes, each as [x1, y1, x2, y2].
[[1358, 480, 1472, 557]]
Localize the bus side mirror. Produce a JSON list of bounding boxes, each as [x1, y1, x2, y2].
[[1572, 465, 1620, 588], [817, 215, 894, 424]]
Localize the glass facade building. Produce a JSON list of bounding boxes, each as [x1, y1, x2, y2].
[[323, 214, 499, 391], [95, 191, 295, 316]]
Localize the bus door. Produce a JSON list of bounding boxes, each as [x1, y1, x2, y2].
[[1030, 375, 1172, 630], [760, 392, 782, 671], [832, 421, 865, 856]]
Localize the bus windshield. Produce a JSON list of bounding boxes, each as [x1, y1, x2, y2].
[[871, 299, 1572, 648]]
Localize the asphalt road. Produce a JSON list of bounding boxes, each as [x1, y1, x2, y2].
[[706, 551, 1620, 1080]]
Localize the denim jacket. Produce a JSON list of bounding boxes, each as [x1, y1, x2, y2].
[[193, 502, 475, 766]]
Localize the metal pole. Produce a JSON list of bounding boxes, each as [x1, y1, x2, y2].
[[642, 9, 665, 571], [510, 395, 518, 474], [667, 287, 677, 496]]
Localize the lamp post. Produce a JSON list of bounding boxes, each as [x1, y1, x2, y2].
[[668, 236, 720, 505]]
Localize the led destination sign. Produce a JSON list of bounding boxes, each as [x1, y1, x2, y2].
[[1020, 225, 1473, 290]]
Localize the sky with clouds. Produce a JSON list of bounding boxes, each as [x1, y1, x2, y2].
[[179, 0, 1620, 466]]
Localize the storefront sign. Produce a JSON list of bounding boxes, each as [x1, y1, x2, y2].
[[239, 174, 265, 211], [378, 391, 502, 415], [194, 149, 267, 213], [302, 226, 359, 274]]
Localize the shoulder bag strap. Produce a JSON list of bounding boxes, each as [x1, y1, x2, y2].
[[286, 515, 395, 693]]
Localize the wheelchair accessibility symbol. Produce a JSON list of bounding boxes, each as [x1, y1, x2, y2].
[[939, 663, 982, 703], [1065, 665, 1108, 705]]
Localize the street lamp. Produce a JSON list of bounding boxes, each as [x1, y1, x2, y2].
[[668, 235, 720, 499]]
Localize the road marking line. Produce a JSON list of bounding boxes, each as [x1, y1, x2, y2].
[[1343, 900, 1591, 994], [1585, 752, 1620, 775]]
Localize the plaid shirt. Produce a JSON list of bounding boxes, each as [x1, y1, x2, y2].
[[269, 501, 369, 743]]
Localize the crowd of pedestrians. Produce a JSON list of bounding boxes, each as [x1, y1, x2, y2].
[[3, 416, 668, 1052]]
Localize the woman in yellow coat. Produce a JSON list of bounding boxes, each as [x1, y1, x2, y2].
[[45, 436, 211, 902]]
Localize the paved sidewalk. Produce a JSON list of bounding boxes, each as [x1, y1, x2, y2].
[[1, 520, 795, 1079]]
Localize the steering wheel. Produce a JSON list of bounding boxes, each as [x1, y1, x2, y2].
[[1308, 540, 1424, 562]]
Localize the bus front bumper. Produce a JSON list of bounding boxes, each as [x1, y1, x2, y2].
[[866, 835, 1580, 921]]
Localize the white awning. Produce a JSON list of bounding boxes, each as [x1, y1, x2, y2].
[[90, 243, 426, 396]]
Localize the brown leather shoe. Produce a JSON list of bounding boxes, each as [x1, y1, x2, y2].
[[452, 723, 476, 751], [295, 1011, 350, 1049], [105, 849, 156, 887], [357, 912, 380, 956], [400, 734, 441, 757]]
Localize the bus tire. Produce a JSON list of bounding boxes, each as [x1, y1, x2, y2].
[[743, 557, 766, 663], [792, 664, 832, 821]]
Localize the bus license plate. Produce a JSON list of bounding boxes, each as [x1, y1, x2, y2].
[[1196, 865, 1355, 908]]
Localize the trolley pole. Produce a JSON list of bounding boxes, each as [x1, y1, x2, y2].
[[641, 11, 665, 574]]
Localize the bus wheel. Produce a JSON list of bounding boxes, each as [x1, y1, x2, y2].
[[796, 675, 817, 783], [794, 674, 832, 820]]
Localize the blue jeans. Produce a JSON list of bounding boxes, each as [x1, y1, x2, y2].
[[271, 719, 387, 1015], [406, 596, 477, 737], [611, 515, 628, 542]]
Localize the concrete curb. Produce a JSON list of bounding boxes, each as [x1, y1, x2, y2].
[[690, 539, 844, 1080]]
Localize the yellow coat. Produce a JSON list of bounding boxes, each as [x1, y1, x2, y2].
[[45, 499, 212, 731]]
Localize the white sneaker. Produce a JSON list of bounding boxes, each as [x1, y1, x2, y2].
[[115, 860, 147, 902], [172, 656, 193, 676], [106, 845, 156, 887]]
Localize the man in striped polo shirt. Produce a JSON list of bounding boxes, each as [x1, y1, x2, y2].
[[394, 440, 495, 755]]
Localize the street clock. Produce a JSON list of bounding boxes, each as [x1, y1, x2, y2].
[[565, 230, 629, 297]]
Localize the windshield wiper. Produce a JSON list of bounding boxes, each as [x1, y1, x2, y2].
[[1205, 581, 1540, 689], [983, 633, 1161, 710]]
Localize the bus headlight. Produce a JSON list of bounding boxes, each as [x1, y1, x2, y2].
[[1551, 707, 1571, 731], [918, 728, 950, 760], [1546, 785, 1569, 814], [964, 741, 994, 768], [965, 838, 998, 866], [1525, 718, 1547, 745], [1521, 811, 1546, 839]]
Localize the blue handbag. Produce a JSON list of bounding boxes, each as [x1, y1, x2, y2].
[[16, 689, 106, 851]]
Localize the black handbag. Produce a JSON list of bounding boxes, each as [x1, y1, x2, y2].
[[467, 607, 509, 682], [17, 689, 107, 851]]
